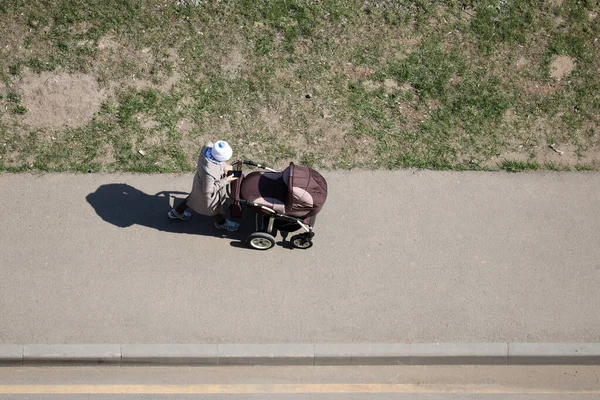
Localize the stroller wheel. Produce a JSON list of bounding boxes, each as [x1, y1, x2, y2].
[[247, 232, 276, 250], [291, 234, 313, 249]]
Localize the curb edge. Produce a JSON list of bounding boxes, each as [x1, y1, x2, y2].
[[2, 343, 599, 366]]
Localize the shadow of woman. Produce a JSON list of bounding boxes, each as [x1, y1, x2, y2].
[[85, 183, 253, 241]]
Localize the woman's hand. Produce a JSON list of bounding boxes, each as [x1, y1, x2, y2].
[[224, 164, 236, 182]]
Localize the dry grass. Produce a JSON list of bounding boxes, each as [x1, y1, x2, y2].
[[0, 0, 599, 172]]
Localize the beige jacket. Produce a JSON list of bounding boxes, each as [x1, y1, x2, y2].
[[187, 142, 228, 216]]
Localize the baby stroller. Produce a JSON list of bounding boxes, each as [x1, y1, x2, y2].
[[227, 160, 327, 250]]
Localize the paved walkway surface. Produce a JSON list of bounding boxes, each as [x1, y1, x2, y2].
[[0, 171, 599, 343], [2, 365, 599, 399]]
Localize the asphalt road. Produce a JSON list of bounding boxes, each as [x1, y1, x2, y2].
[[0, 365, 599, 399], [0, 171, 599, 343]]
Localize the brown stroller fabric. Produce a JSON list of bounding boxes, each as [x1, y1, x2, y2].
[[284, 163, 327, 217], [240, 171, 287, 213], [228, 171, 244, 218], [239, 162, 327, 218]]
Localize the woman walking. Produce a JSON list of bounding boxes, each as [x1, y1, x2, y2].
[[168, 140, 240, 231]]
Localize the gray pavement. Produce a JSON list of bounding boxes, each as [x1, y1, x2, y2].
[[1, 365, 600, 399], [0, 171, 599, 343]]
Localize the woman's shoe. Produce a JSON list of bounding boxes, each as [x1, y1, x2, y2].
[[168, 209, 192, 220], [215, 219, 240, 231]]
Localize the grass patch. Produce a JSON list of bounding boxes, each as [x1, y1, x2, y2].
[[0, 0, 599, 172], [545, 162, 571, 172], [501, 160, 541, 172], [575, 163, 596, 171]]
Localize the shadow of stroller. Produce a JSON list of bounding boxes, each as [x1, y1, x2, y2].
[[85, 183, 252, 240]]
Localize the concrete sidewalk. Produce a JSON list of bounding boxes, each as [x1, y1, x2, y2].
[[0, 171, 599, 344]]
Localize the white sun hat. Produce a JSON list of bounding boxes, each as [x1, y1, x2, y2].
[[211, 140, 233, 162]]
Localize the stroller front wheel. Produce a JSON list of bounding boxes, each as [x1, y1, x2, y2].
[[291, 234, 313, 249], [247, 232, 276, 250]]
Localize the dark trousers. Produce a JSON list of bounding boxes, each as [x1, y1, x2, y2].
[[174, 196, 225, 224], [175, 196, 189, 214]]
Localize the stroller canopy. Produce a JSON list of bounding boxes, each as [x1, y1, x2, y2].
[[283, 163, 327, 217]]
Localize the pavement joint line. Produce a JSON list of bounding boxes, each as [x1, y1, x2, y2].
[[1, 343, 600, 366]]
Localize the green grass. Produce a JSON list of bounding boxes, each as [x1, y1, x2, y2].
[[545, 161, 572, 172], [501, 160, 541, 172], [0, 0, 599, 172], [575, 163, 596, 171]]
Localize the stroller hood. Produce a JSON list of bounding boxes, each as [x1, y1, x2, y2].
[[284, 163, 327, 217]]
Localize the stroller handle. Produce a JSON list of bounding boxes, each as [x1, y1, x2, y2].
[[243, 160, 278, 172]]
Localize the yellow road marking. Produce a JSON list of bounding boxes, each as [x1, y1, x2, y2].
[[0, 384, 599, 394]]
